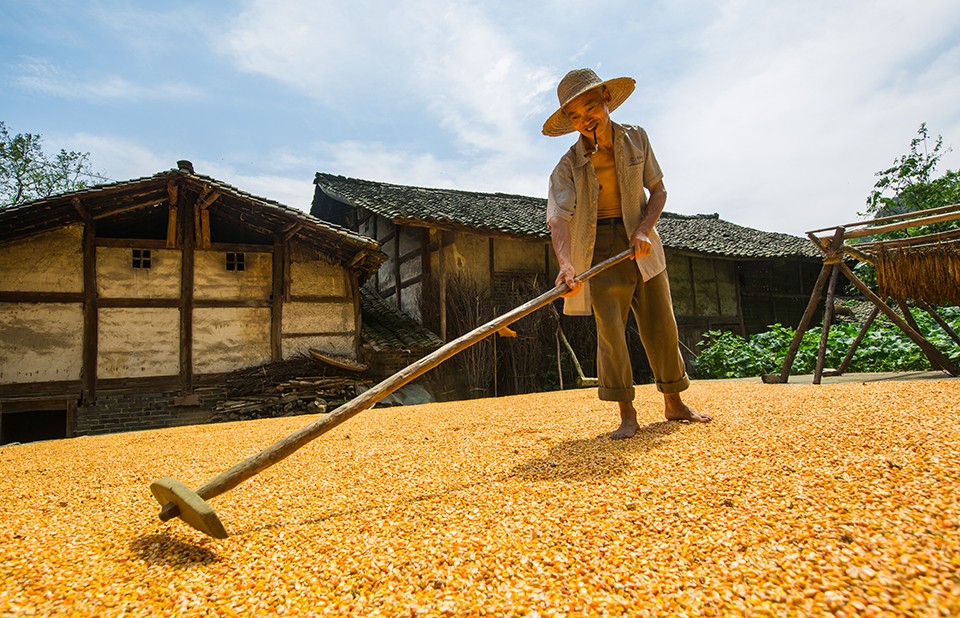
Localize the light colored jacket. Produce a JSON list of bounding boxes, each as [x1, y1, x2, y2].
[[546, 123, 667, 315]]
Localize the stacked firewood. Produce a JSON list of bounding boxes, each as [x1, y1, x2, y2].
[[210, 357, 372, 422]]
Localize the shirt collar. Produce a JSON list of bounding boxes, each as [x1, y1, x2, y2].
[[571, 122, 622, 168]]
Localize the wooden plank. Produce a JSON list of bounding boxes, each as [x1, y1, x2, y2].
[[192, 299, 272, 308], [95, 238, 169, 249], [286, 295, 353, 303], [0, 381, 82, 398], [99, 298, 181, 308], [281, 331, 354, 339], [0, 292, 84, 303], [209, 242, 274, 253], [196, 189, 222, 212]]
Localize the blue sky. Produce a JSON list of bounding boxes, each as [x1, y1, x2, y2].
[[2, 0, 959, 236]]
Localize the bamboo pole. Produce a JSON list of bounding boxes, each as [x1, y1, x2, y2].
[[157, 248, 636, 525], [805, 203, 960, 235]]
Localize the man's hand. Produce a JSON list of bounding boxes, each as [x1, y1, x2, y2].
[[556, 263, 582, 298], [630, 229, 652, 259]]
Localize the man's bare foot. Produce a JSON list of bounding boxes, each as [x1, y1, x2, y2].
[[664, 392, 712, 422], [611, 401, 641, 439]]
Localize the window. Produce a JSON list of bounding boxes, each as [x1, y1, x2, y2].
[[226, 252, 245, 271], [132, 248, 152, 269]]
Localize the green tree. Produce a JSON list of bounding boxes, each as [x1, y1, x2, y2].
[[862, 123, 960, 232], [0, 121, 104, 208]]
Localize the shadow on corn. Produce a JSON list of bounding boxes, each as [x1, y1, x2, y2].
[[129, 533, 220, 567], [509, 420, 683, 482]]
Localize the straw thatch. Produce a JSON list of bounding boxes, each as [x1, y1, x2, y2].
[[875, 240, 960, 305]]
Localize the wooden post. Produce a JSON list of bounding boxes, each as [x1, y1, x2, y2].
[[76, 199, 98, 405], [439, 231, 447, 341], [166, 181, 179, 249], [271, 236, 284, 362], [835, 305, 880, 375], [180, 190, 196, 394], [897, 299, 945, 371], [813, 265, 841, 384], [918, 300, 960, 346], [65, 398, 77, 438]]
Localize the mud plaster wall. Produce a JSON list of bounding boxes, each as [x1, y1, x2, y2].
[[0, 302, 82, 384], [98, 307, 180, 378], [493, 237, 548, 274], [283, 301, 354, 357], [97, 247, 181, 298], [445, 233, 490, 287], [194, 250, 272, 300], [0, 225, 82, 293], [290, 260, 347, 296], [193, 307, 271, 374]]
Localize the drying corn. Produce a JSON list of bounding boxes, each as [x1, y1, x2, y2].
[[1, 379, 959, 616]]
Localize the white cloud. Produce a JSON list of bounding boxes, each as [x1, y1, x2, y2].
[[54, 133, 171, 181], [13, 57, 202, 102], [653, 0, 960, 234], [216, 0, 555, 160]]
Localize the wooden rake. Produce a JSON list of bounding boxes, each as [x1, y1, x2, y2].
[[150, 248, 634, 538]]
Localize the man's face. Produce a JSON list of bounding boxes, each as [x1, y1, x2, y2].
[[562, 86, 612, 139]]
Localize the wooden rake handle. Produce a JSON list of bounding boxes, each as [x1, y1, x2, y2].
[[158, 247, 635, 522]]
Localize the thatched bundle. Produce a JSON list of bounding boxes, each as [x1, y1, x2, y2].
[[874, 240, 960, 305]]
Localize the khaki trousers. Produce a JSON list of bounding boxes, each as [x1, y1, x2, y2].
[[590, 220, 690, 400]]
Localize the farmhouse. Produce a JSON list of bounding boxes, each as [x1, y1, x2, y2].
[[0, 162, 384, 444], [313, 173, 823, 392]]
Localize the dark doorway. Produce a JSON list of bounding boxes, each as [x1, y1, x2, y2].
[[1, 409, 67, 444]]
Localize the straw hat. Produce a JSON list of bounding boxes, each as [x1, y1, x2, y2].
[[541, 68, 636, 137]]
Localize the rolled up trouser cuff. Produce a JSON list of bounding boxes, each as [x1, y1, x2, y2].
[[598, 386, 636, 402], [656, 372, 691, 394]]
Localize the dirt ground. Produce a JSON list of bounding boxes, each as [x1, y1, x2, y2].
[[2, 378, 958, 616]]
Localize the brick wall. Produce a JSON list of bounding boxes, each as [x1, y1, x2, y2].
[[76, 386, 224, 436]]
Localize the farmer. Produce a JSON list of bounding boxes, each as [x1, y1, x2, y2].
[[543, 68, 711, 438]]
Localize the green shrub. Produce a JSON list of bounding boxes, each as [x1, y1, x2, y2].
[[691, 305, 960, 379]]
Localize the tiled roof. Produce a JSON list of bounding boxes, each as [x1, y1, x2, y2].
[[315, 173, 546, 238], [360, 286, 443, 353], [656, 212, 821, 259], [314, 173, 820, 260], [1, 165, 386, 277]]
